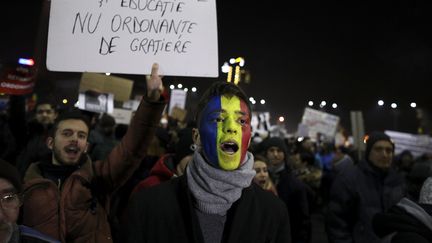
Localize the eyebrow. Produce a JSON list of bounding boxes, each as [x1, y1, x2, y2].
[[0, 187, 17, 194], [216, 109, 248, 116], [62, 128, 88, 135]]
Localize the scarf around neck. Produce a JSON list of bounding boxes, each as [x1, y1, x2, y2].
[[187, 151, 256, 216]]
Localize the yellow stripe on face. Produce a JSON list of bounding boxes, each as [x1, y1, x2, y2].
[[217, 95, 242, 170]]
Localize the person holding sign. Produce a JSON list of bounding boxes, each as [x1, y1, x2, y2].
[[125, 82, 291, 243], [20, 63, 166, 243]]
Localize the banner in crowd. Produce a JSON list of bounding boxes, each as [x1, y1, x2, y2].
[[251, 111, 271, 142], [112, 108, 133, 125], [77, 91, 114, 113], [0, 64, 36, 95], [80, 73, 133, 102], [385, 130, 432, 158], [47, 0, 218, 77], [299, 107, 340, 140], [168, 89, 187, 116]]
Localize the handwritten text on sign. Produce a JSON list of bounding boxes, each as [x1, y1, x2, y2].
[[47, 0, 218, 77]]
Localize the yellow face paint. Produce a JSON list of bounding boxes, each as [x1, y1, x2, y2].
[[199, 95, 251, 170], [217, 95, 243, 170]]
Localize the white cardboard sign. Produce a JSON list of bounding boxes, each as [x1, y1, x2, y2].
[[300, 107, 340, 140], [47, 0, 218, 77], [168, 89, 187, 115], [385, 130, 432, 158]]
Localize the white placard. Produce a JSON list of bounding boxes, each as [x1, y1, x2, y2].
[[168, 89, 186, 115], [385, 130, 432, 158], [47, 0, 218, 77], [78, 92, 114, 113], [300, 107, 340, 140], [112, 108, 133, 125]]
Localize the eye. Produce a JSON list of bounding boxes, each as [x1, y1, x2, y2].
[[78, 133, 87, 139], [62, 130, 72, 137], [214, 117, 224, 122]]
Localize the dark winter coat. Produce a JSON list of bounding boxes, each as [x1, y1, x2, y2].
[[277, 169, 313, 243], [373, 197, 432, 243], [125, 174, 291, 243], [131, 154, 177, 193], [21, 98, 165, 243], [326, 160, 406, 243]]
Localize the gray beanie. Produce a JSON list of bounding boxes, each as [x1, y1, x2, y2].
[[419, 177, 432, 204]]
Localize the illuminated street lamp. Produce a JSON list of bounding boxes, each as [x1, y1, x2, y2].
[[378, 100, 384, 106], [222, 57, 245, 84]]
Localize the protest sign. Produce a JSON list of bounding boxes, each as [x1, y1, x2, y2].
[[47, 0, 218, 77]]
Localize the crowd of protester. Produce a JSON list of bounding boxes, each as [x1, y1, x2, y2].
[[1, 65, 432, 242]]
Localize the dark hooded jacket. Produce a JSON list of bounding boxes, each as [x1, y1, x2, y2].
[[325, 160, 406, 243], [373, 197, 432, 243]]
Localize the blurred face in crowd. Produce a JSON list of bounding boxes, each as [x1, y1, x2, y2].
[[301, 139, 315, 153], [35, 104, 57, 126], [253, 160, 270, 189], [48, 119, 89, 166], [194, 95, 251, 171], [369, 140, 394, 170], [266, 146, 285, 167], [289, 152, 303, 170], [400, 153, 414, 170], [0, 179, 20, 243]]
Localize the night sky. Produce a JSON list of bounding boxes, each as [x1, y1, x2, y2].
[[2, 0, 432, 134]]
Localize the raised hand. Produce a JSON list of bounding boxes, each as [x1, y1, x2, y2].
[[146, 63, 164, 102]]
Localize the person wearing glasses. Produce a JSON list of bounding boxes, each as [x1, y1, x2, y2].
[[0, 159, 59, 243]]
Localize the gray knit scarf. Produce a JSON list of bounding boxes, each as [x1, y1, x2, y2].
[[187, 151, 256, 216]]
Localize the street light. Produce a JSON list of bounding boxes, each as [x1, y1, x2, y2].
[[224, 57, 245, 84], [320, 101, 326, 108], [378, 100, 384, 106]]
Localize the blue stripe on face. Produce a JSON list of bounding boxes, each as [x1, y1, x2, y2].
[[199, 96, 221, 168]]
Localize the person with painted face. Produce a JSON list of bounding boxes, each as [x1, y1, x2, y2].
[[326, 131, 406, 243], [125, 82, 291, 243], [20, 63, 166, 243]]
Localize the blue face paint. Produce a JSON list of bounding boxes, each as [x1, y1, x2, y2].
[[199, 95, 251, 170]]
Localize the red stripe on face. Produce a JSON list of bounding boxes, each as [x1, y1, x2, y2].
[[240, 99, 251, 164]]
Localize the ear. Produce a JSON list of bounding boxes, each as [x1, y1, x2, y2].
[[192, 128, 201, 146], [46, 137, 54, 150]]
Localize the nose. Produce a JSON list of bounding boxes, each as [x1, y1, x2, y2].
[[224, 117, 238, 134], [69, 132, 79, 142]]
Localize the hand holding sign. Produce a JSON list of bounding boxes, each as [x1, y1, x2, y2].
[[146, 63, 163, 102]]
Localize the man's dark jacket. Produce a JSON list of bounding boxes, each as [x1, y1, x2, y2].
[[125, 174, 291, 243]]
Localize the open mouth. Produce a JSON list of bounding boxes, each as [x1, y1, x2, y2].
[[65, 145, 80, 156], [220, 141, 239, 155]]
